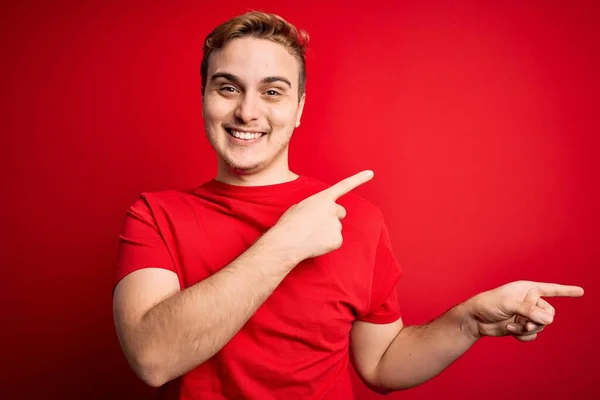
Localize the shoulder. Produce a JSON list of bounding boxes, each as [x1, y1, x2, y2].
[[125, 188, 198, 217], [138, 188, 195, 204], [341, 192, 386, 235], [340, 192, 383, 221]]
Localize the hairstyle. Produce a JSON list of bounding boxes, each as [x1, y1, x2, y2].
[[200, 11, 310, 100]]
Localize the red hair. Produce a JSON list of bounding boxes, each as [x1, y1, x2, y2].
[[201, 11, 309, 98]]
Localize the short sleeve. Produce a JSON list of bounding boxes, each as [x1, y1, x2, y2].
[[114, 195, 176, 288], [357, 221, 403, 324]]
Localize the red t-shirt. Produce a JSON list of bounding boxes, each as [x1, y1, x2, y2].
[[115, 175, 402, 399]]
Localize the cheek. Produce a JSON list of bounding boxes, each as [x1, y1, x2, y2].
[[203, 96, 233, 126], [267, 105, 298, 129]]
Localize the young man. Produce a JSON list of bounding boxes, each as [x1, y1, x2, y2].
[[112, 11, 584, 400]]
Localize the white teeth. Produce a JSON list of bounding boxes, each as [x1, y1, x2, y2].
[[231, 130, 262, 140]]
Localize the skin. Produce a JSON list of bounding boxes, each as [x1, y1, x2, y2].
[[201, 37, 305, 186], [113, 36, 584, 390]]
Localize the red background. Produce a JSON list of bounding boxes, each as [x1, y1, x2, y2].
[[2, 1, 598, 399]]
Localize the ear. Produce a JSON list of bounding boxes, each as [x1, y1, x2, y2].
[[295, 93, 306, 128]]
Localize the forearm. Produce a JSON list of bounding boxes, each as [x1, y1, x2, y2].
[[375, 302, 478, 390], [134, 230, 297, 386]]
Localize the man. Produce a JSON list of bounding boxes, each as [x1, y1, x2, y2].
[[112, 11, 584, 400]]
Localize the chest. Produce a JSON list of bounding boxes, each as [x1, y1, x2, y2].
[[165, 200, 372, 337]]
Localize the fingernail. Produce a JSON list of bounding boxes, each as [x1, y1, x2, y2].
[[507, 324, 517, 332], [542, 314, 553, 324]]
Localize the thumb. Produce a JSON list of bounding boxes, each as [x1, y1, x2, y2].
[[508, 300, 554, 325]]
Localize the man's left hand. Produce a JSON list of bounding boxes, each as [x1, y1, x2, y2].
[[464, 281, 584, 341]]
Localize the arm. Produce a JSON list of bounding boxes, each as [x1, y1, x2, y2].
[[350, 304, 476, 392], [113, 171, 376, 387], [113, 229, 298, 387], [351, 281, 583, 392]]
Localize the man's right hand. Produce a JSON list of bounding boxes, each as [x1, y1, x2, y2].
[[268, 170, 375, 263], [113, 172, 378, 386]]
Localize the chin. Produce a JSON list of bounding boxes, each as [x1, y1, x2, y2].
[[226, 159, 266, 175]]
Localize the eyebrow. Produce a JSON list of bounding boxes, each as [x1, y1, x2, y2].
[[210, 72, 292, 89]]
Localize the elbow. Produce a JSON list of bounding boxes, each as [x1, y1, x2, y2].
[[129, 347, 208, 388], [368, 382, 411, 395], [365, 380, 399, 395], [138, 368, 167, 389], [128, 351, 170, 388], [367, 375, 420, 393], [369, 387, 393, 396], [358, 370, 398, 395], [364, 367, 414, 394], [369, 380, 421, 393]]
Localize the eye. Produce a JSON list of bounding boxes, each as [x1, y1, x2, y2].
[[265, 89, 281, 96], [220, 85, 238, 93]]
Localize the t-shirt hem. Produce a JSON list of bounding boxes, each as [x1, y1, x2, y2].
[[357, 312, 402, 324]]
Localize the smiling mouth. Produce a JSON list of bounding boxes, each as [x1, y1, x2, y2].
[[225, 128, 267, 140]]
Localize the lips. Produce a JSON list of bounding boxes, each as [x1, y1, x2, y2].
[[225, 127, 267, 141]]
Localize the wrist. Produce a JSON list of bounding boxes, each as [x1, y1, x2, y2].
[[257, 226, 303, 268], [454, 299, 481, 341]]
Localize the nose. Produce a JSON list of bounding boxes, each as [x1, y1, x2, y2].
[[234, 92, 261, 123]]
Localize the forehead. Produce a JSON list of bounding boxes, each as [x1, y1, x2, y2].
[[207, 37, 300, 86]]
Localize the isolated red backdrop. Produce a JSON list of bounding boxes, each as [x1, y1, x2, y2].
[[2, 1, 598, 399]]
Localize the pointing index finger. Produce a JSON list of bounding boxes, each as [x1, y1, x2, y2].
[[325, 170, 374, 200], [536, 283, 584, 298]]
